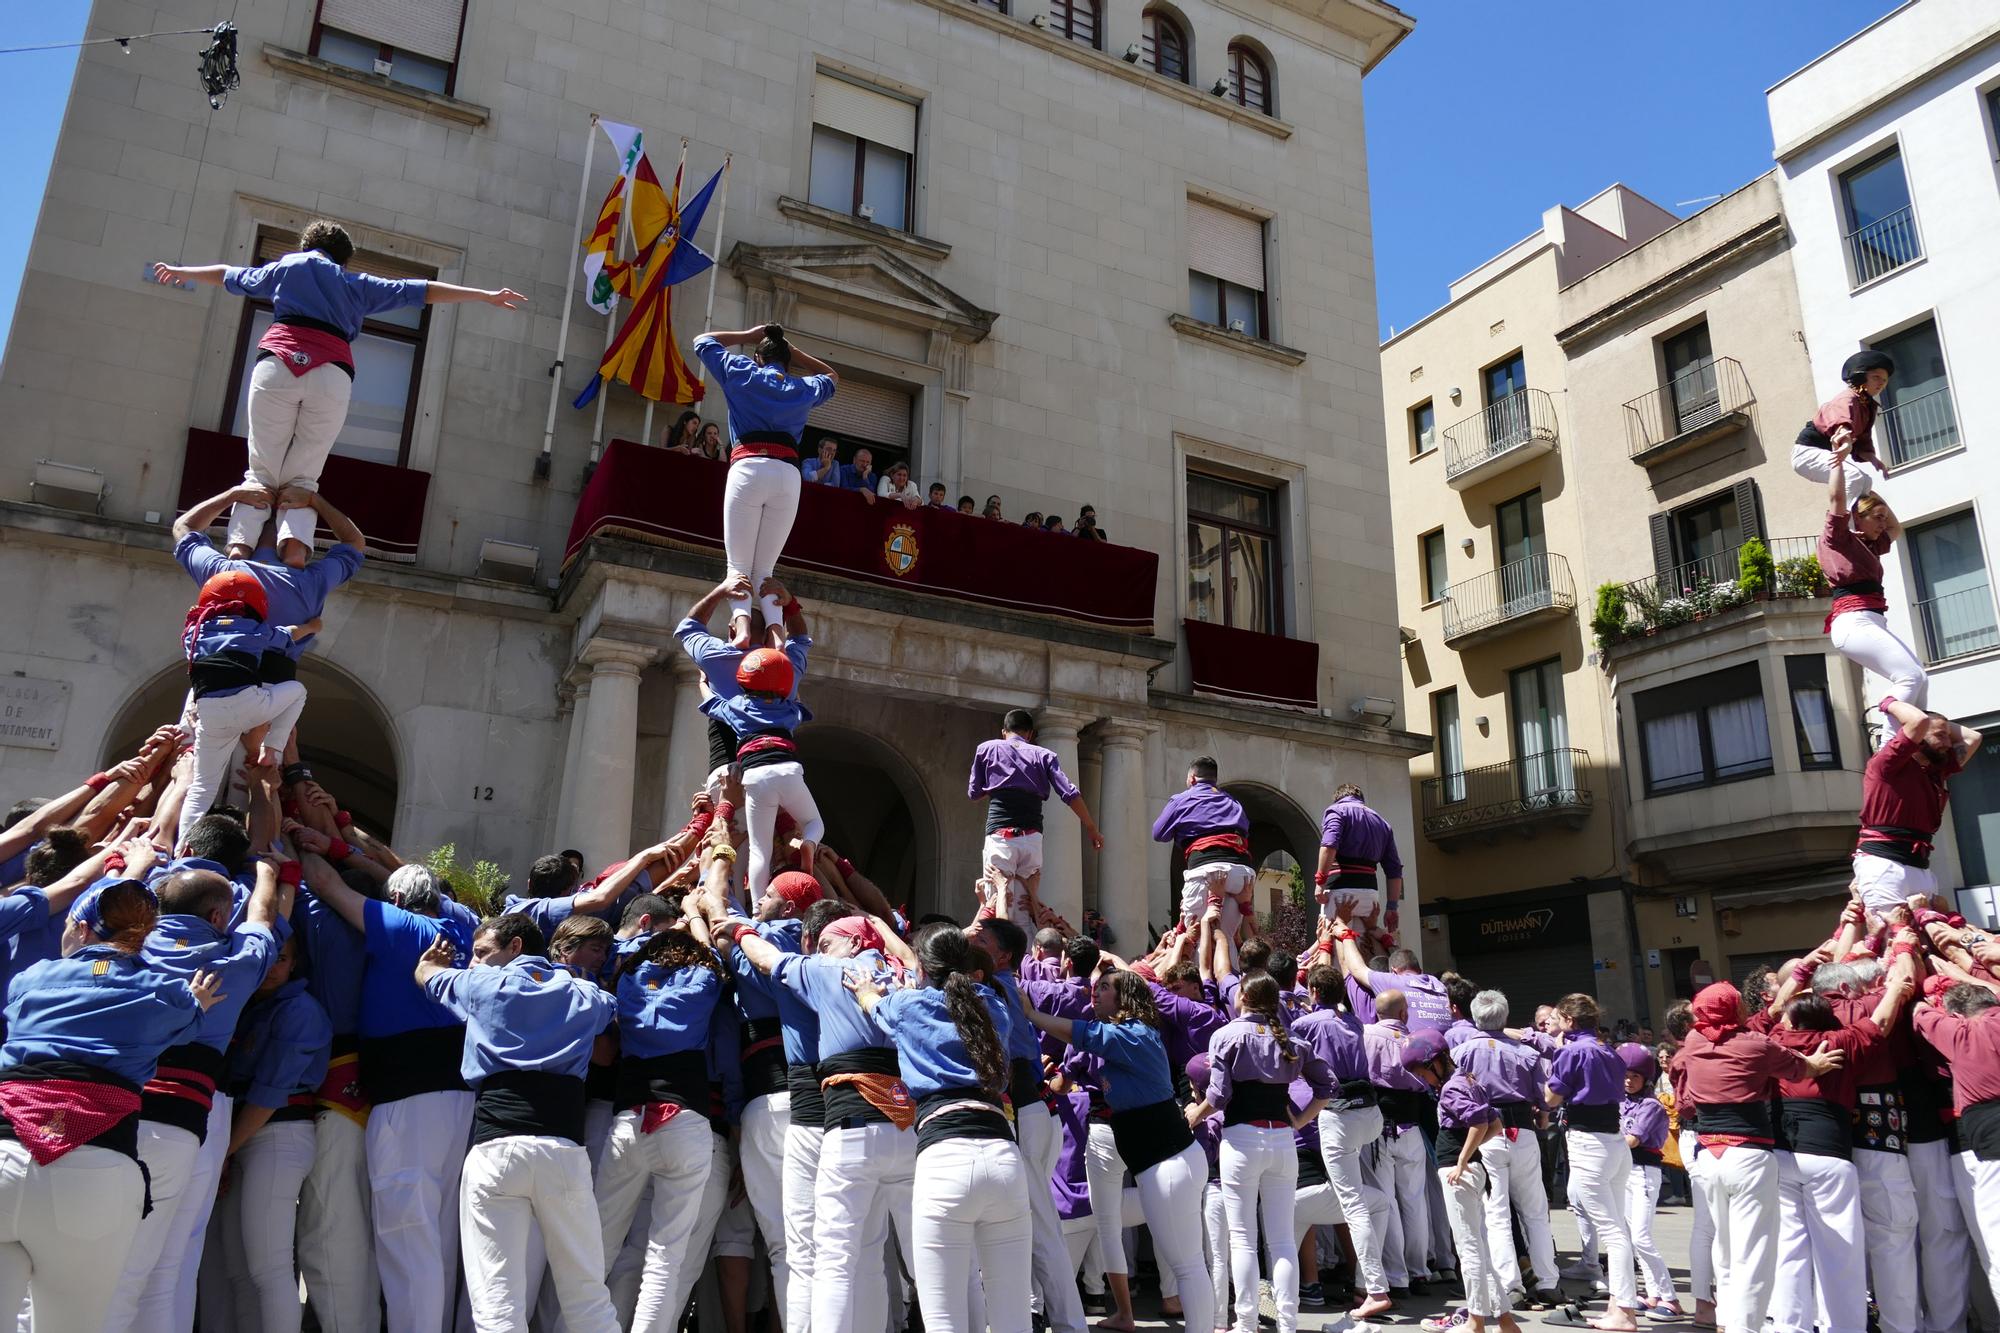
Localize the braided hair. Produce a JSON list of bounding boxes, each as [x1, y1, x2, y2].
[[1238, 973, 1298, 1063], [912, 923, 1007, 1098]]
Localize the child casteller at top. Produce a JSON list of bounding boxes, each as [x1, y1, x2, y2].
[[1792, 348, 1895, 498], [154, 221, 526, 567]]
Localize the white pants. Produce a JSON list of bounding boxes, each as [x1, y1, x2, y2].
[[301, 1109, 379, 1332], [1854, 852, 1938, 919], [460, 1135, 618, 1333], [812, 1120, 916, 1333], [911, 1136, 1033, 1333], [742, 760, 824, 900], [1680, 1129, 1715, 1304], [782, 1120, 823, 1333], [1384, 1128, 1432, 1282], [1699, 1145, 1780, 1333], [0, 1142, 144, 1330], [1292, 1176, 1345, 1244], [169, 1094, 234, 1332], [1204, 1178, 1231, 1321], [594, 1108, 713, 1333], [235, 356, 351, 550], [1792, 442, 1877, 499], [1017, 1101, 1085, 1333], [1952, 1152, 2000, 1324], [722, 456, 802, 626], [1439, 1160, 1508, 1318], [1480, 1123, 1558, 1294], [1135, 1144, 1215, 1333], [981, 832, 1043, 927], [1319, 888, 1380, 923], [1627, 1161, 1675, 1305], [180, 681, 309, 849], [367, 1089, 475, 1333], [1361, 1133, 1407, 1286], [1855, 1148, 1919, 1333], [1909, 1138, 1970, 1333], [1179, 863, 1255, 934], [1831, 609, 1928, 712], [1318, 1104, 1388, 1294], [739, 1091, 791, 1320], [1774, 1150, 1865, 1333], [104, 1120, 199, 1332], [220, 1119, 316, 1332], [1222, 1123, 1298, 1333], [1083, 1122, 1128, 1278], [1567, 1129, 1636, 1311]]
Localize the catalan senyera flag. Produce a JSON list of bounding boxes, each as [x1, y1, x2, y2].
[[573, 162, 723, 408], [580, 121, 671, 315]]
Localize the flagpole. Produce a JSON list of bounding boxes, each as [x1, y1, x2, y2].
[[538, 113, 597, 480], [641, 138, 690, 448], [696, 154, 733, 394], [588, 158, 636, 469]]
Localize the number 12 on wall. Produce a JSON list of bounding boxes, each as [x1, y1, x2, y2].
[[472, 786, 494, 801]]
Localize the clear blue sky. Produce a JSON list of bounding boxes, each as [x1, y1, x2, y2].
[[0, 1, 1905, 348], [1364, 0, 1902, 338]]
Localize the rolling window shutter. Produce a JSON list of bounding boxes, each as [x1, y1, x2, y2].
[[256, 231, 435, 281], [813, 74, 918, 155], [1731, 479, 1764, 543], [1187, 198, 1266, 291], [1649, 513, 1674, 579], [319, 0, 464, 62], [808, 378, 914, 450]]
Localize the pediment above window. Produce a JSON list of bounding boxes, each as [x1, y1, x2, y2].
[[727, 242, 996, 345]]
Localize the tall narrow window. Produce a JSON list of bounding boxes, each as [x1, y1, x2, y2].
[[1186, 197, 1267, 340], [1411, 400, 1435, 457], [1840, 148, 1920, 284], [1785, 655, 1840, 770], [1435, 689, 1465, 804], [1048, 0, 1100, 48], [1483, 352, 1529, 450], [1421, 529, 1448, 603], [1510, 658, 1571, 797], [1661, 322, 1719, 433], [1142, 9, 1189, 83], [1225, 42, 1272, 115], [1186, 471, 1283, 634], [808, 74, 918, 232], [1951, 731, 2000, 886], [1909, 511, 1999, 663]]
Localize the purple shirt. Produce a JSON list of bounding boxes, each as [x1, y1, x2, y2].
[[1319, 795, 1403, 879], [1365, 970, 1451, 1033], [1437, 1070, 1497, 1132], [1020, 957, 1063, 984], [1294, 1006, 1369, 1086], [1148, 982, 1226, 1080], [1448, 1031, 1545, 1106], [1622, 1092, 1669, 1151], [1363, 1020, 1429, 1094], [1205, 1017, 1335, 1110], [1051, 1088, 1094, 1221], [1151, 783, 1248, 848], [1545, 1031, 1625, 1108], [1291, 1076, 1324, 1152], [1024, 975, 1090, 1066], [967, 737, 1079, 803]]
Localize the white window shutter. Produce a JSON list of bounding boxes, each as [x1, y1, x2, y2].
[[320, 0, 465, 63], [809, 378, 915, 450], [1187, 197, 1266, 292], [814, 73, 918, 155]]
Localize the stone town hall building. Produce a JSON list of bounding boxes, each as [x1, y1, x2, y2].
[[0, 0, 1420, 949]]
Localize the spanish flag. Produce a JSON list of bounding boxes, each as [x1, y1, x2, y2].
[[573, 163, 722, 407]]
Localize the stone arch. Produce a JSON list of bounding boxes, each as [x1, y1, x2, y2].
[[1223, 780, 1318, 874], [794, 723, 944, 919]]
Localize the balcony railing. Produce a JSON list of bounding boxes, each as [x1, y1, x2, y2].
[[1915, 584, 2000, 665], [1846, 204, 1923, 286], [1603, 536, 1820, 643], [1625, 357, 1754, 461], [1440, 551, 1575, 645], [1878, 384, 1961, 468], [1442, 387, 1559, 484], [1421, 748, 1594, 842]]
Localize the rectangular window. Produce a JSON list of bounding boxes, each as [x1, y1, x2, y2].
[[1411, 400, 1435, 457], [312, 0, 464, 93], [1186, 471, 1282, 635], [1952, 728, 2000, 886], [1435, 689, 1465, 804], [1909, 511, 1999, 663], [1482, 352, 1531, 450], [1421, 528, 1448, 603], [1869, 317, 1958, 466], [1661, 321, 1720, 434], [808, 74, 917, 231], [1634, 662, 1773, 795], [225, 231, 434, 468], [1187, 197, 1267, 340], [1785, 655, 1840, 770], [1989, 87, 2000, 158], [1840, 147, 1921, 284], [1510, 657, 1572, 797]]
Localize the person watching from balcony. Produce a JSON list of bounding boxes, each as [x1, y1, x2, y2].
[[1793, 350, 1894, 496], [803, 438, 844, 486], [1821, 440, 1925, 719], [926, 483, 951, 510], [957, 495, 977, 515], [663, 410, 703, 454], [876, 460, 923, 510], [982, 495, 1005, 522], [1044, 514, 1068, 536], [1853, 697, 1983, 921], [153, 221, 526, 569], [698, 421, 724, 460], [1021, 511, 1044, 530], [845, 447, 880, 505], [174, 486, 365, 675], [1076, 505, 1108, 541]]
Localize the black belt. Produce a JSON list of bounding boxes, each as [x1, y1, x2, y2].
[[1222, 1079, 1292, 1127], [615, 1050, 711, 1115], [1564, 1101, 1620, 1134], [474, 1070, 586, 1147]]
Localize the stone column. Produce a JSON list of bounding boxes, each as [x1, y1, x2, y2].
[[553, 681, 590, 852], [565, 640, 655, 874], [660, 665, 713, 837], [1036, 711, 1090, 932], [1094, 722, 1151, 954]]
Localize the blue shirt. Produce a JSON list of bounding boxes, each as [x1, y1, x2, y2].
[[0, 888, 54, 1006], [358, 900, 474, 1040], [425, 954, 615, 1086], [773, 952, 898, 1062], [1070, 1018, 1175, 1112], [293, 886, 367, 1037], [224, 250, 428, 343], [3, 946, 205, 1088], [730, 918, 819, 1064], [227, 979, 332, 1109], [872, 984, 1015, 1100], [615, 957, 723, 1061], [174, 534, 362, 659], [692, 335, 837, 445], [141, 911, 287, 1052], [186, 614, 295, 697], [802, 456, 844, 485], [676, 618, 813, 738]]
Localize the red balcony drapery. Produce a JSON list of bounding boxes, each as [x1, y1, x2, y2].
[[1182, 617, 1319, 710], [178, 428, 432, 562]]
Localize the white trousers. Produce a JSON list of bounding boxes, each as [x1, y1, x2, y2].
[[1222, 1124, 1298, 1333], [1792, 443, 1877, 499], [1952, 1152, 2000, 1324], [367, 1089, 474, 1333], [0, 1142, 144, 1330], [1384, 1128, 1432, 1282], [1774, 1150, 1865, 1333], [1699, 1145, 1780, 1333], [1855, 1148, 1919, 1333], [722, 456, 801, 625], [1179, 863, 1254, 934], [234, 356, 351, 550], [460, 1135, 618, 1333], [1318, 1103, 1388, 1294], [1360, 1132, 1407, 1286], [301, 1109, 380, 1332], [1204, 1178, 1232, 1320], [1136, 1144, 1215, 1333], [1479, 1124, 1558, 1294], [104, 1119, 200, 1332], [1439, 1160, 1508, 1318], [911, 1136, 1033, 1333], [222, 1119, 316, 1332], [166, 1094, 234, 1332], [1292, 1176, 1345, 1243], [180, 681, 309, 849], [595, 1108, 713, 1333], [1909, 1138, 1970, 1333], [1627, 1161, 1675, 1305], [742, 760, 824, 900], [1017, 1101, 1085, 1333], [1681, 1130, 1715, 1304], [1567, 1129, 1636, 1310], [1854, 852, 1939, 919], [739, 1091, 791, 1320], [1831, 609, 1929, 713], [980, 832, 1043, 928], [782, 1120, 824, 1333], [812, 1120, 916, 1333], [1083, 1122, 1128, 1278]]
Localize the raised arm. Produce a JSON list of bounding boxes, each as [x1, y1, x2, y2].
[[306, 491, 367, 554], [300, 851, 369, 934], [152, 263, 231, 289], [424, 281, 526, 309], [174, 486, 270, 543], [1019, 990, 1076, 1045], [687, 576, 750, 628], [1829, 441, 1852, 514]]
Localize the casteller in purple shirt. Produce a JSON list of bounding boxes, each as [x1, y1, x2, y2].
[[1317, 791, 1404, 896], [1531, 1029, 1626, 1108], [1151, 782, 1248, 851], [967, 733, 1080, 834], [1363, 965, 1451, 1033]]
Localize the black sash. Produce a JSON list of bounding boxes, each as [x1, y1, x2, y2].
[[614, 1049, 712, 1116], [0, 1060, 143, 1162], [1852, 1082, 1907, 1154], [474, 1070, 586, 1147], [740, 1017, 788, 1102], [1221, 1079, 1292, 1127], [360, 1026, 469, 1106], [985, 788, 1044, 836], [1564, 1101, 1620, 1134], [787, 1062, 825, 1129], [1377, 1086, 1435, 1130], [1962, 1100, 2000, 1163], [189, 651, 263, 697], [1008, 1057, 1044, 1116], [913, 1087, 1012, 1156], [141, 1042, 226, 1140], [1109, 1098, 1195, 1177], [1777, 1097, 1851, 1160], [1298, 1142, 1330, 1187], [1632, 1145, 1664, 1167], [1333, 1078, 1379, 1111], [819, 1047, 903, 1127], [1496, 1099, 1539, 1131], [1830, 580, 1885, 600], [1698, 1099, 1774, 1143], [1797, 420, 1832, 451], [1858, 825, 1935, 870]]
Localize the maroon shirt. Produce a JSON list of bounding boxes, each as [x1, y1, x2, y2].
[[1860, 730, 1963, 840], [1912, 1004, 2000, 1115], [1677, 1028, 1813, 1107], [1813, 387, 1880, 466], [1753, 1012, 1882, 1109], [1832, 991, 1913, 1087], [1817, 509, 1892, 621]]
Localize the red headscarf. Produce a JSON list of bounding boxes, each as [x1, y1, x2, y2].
[[820, 916, 883, 955], [768, 871, 822, 915], [1691, 982, 1744, 1042]]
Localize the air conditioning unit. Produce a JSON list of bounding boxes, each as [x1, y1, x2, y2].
[[31, 459, 107, 514], [476, 537, 541, 585]]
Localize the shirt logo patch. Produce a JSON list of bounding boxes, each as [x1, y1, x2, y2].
[[883, 524, 920, 577], [91, 961, 109, 976]]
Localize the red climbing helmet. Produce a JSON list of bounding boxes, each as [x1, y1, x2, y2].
[[735, 648, 794, 696]]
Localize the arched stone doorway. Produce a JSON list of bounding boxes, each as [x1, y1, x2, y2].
[[794, 724, 941, 919], [102, 657, 402, 837], [1226, 780, 1319, 873]]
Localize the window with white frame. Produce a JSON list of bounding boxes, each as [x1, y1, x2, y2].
[[808, 73, 918, 232]]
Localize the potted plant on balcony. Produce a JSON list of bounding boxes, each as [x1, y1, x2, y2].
[[1738, 538, 1774, 601], [1775, 553, 1829, 601], [1655, 590, 1697, 629], [1591, 582, 1630, 653]]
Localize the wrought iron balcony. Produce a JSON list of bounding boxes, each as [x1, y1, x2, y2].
[[1846, 204, 1922, 287], [1625, 357, 1754, 465], [1878, 384, 1961, 469], [1421, 748, 1593, 845], [1601, 536, 1819, 646], [1439, 551, 1575, 647], [1442, 388, 1559, 489], [1914, 583, 2000, 665]]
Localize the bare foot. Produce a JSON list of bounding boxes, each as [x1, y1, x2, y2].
[[1092, 1319, 1138, 1333], [1591, 1317, 1640, 1333], [728, 614, 753, 651], [1353, 1293, 1394, 1320]]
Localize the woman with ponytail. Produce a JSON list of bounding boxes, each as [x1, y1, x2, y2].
[[1186, 972, 1337, 1333], [846, 922, 1031, 1333], [692, 323, 840, 648]]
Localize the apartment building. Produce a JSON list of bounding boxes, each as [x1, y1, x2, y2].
[[1768, 0, 2000, 919], [0, 0, 1423, 949]]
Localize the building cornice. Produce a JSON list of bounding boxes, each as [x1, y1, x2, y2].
[[1554, 214, 1789, 351], [1147, 689, 1431, 758], [1771, 21, 2000, 162]]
